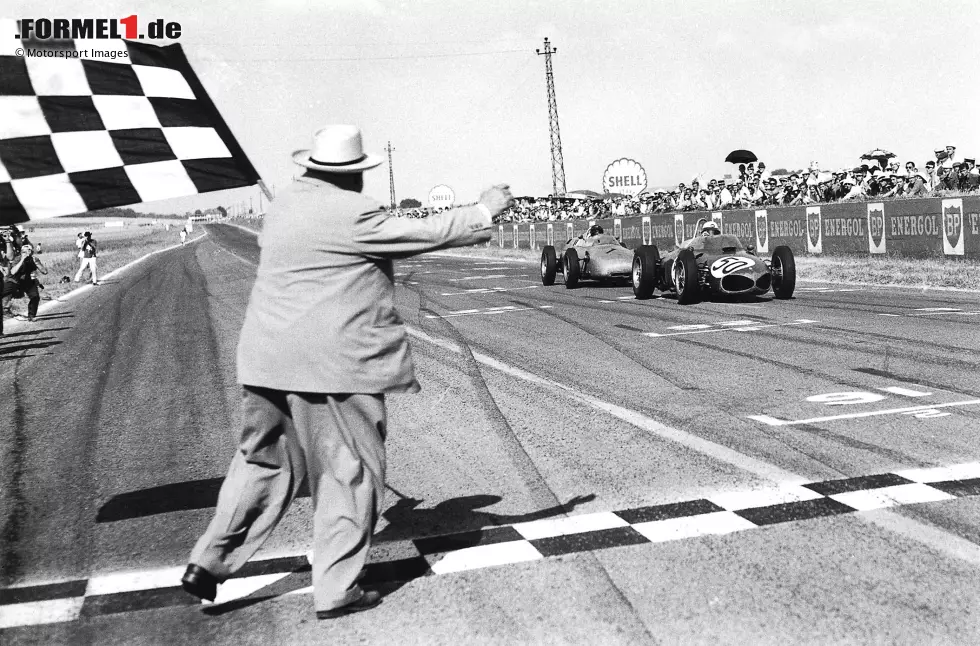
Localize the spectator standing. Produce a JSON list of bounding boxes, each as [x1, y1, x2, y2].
[[1, 243, 47, 332], [74, 231, 99, 285], [718, 182, 734, 209], [943, 145, 959, 170], [924, 161, 938, 190], [180, 227, 188, 244]]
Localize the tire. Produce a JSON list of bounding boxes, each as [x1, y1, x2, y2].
[[563, 248, 580, 289], [540, 246, 557, 286], [673, 248, 701, 304], [631, 245, 660, 299], [771, 245, 796, 299]]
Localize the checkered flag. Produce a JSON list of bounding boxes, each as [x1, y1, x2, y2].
[[0, 20, 261, 225]]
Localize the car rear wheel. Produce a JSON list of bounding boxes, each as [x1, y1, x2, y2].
[[563, 248, 580, 289], [632, 245, 660, 299], [673, 248, 701, 304], [540, 246, 557, 286], [771, 245, 796, 299]]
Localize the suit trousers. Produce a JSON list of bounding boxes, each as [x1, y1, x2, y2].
[[189, 386, 387, 610]]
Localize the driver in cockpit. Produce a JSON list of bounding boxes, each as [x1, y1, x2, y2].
[[566, 224, 605, 246], [701, 221, 721, 236]]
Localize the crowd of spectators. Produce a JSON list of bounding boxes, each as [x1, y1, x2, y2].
[[491, 145, 979, 223]]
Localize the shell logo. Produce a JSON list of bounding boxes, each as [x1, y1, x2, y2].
[[427, 184, 456, 208], [602, 158, 647, 197]]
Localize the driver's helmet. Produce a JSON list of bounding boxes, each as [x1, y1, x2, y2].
[[701, 221, 721, 236], [588, 224, 604, 237]]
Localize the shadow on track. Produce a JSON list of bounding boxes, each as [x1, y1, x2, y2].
[[198, 487, 594, 617], [0, 338, 63, 359]]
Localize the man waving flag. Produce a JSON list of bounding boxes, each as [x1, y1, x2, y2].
[[0, 19, 261, 225]]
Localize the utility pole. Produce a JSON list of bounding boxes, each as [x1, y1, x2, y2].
[[385, 141, 396, 209], [536, 37, 566, 196]]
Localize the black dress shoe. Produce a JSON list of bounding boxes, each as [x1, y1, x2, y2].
[[316, 591, 382, 620], [181, 564, 218, 602]]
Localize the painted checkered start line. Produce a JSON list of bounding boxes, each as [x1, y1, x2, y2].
[[3, 462, 979, 630]]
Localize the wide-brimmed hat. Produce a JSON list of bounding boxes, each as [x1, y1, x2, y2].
[[291, 125, 384, 173]]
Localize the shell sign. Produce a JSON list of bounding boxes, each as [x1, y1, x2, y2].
[[428, 184, 456, 208], [602, 158, 647, 197]]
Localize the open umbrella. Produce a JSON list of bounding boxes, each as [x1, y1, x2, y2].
[[861, 149, 895, 161], [860, 149, 895, 170], [725, 149, 758, 164]]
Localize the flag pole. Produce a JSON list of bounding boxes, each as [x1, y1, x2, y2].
[[258, 179, 274, 202]]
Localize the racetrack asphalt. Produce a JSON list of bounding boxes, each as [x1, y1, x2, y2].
[[2, 223, 979, 645]]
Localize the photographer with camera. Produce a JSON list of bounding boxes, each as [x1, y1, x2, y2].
[[73, 231, 99, 285], [1, 242, 48, 334]]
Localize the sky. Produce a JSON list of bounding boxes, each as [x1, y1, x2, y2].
[[8, 0, 980, 214]]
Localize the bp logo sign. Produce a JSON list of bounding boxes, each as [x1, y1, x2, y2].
[[673, 214, 684, 247], [806, 207, 822, 254], [755, 210, 769, 253], [602, 158, 647, 197], [867, 203, 885, 254], [942, 199, 964, 255]]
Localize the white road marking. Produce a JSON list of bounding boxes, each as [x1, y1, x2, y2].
[[915, 307, 961, 312], [878, 313, 901, 317], [719, 320, 757, 326], [667, 324, 713, 331], [0, 597, 85, 629], [632, 512, 756, 543], [440, 286, 540, 296], [877, 386, 931, 397], [645, 319, 816, 338], [429, 541, 543, 575], [425, 306, 553, 319], [86, 565, 186, 596], [747, 399, 980, 426], [449, 274, 528, 282], [707, 485, 824, 511], [894, 462, 980, 483], [830, 484, 954, 512], [512, 512, 630, 540], [745, 414, 787, 427], [616, 296, 634, 300], [210, 573, 292, 606]]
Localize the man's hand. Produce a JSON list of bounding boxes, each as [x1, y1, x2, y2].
[[479, 184, 514, 218]]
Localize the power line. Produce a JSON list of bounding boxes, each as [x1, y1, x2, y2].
[[192, 49, 528, 63]]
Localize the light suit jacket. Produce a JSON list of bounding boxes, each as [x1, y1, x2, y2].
[[237, 176, 492, 393]]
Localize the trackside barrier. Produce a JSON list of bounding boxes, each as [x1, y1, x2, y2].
[[490, 196, 980, 258]]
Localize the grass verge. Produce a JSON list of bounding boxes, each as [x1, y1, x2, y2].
[[4, 223, 204, 317], [432, 246, 980, 291]]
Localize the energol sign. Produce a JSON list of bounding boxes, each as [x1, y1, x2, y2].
[[428, 184, 456, 208], [602, 158, 647, 197]]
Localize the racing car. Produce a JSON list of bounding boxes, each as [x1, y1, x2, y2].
[[630, 219, 796, 303], [540, 225, 634, 288]]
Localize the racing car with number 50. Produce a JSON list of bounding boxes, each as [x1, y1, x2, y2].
[[630, 219, 796, 304]]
